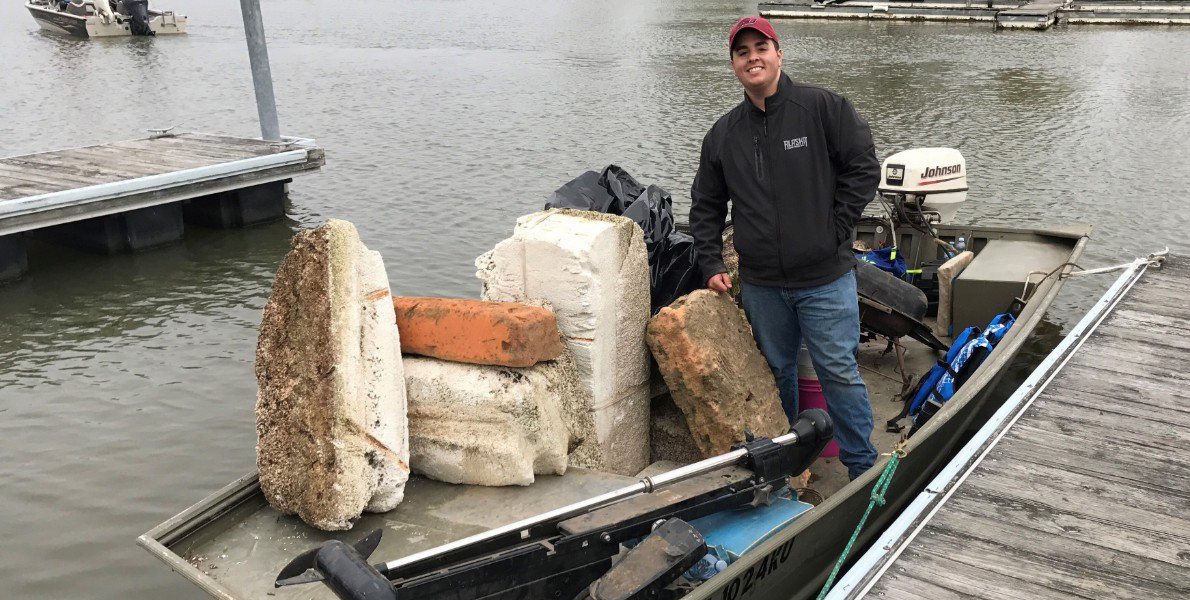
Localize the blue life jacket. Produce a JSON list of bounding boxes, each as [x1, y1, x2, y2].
[[884, 312, 1017, 435], [857, 246, 910, 281], [910, 312, 1016, 430]]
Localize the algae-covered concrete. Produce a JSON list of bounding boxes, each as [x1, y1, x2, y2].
[[254, 219, 410, 531]]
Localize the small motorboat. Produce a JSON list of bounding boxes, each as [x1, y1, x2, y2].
[[137, 147, 1092, 600], [25, 0, 186, 38]]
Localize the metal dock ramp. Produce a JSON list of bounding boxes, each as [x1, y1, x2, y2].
[[825, 252, 1189, 599]]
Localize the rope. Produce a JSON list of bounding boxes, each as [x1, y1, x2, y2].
[[1023, 249, 1169, 302], [816, 444, 906, 600]]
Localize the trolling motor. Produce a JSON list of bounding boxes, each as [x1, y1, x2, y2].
[[275, 410, 833, 600]]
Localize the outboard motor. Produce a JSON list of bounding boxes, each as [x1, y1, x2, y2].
[[122, 0, 154, 35], [879, 148, 968, 225]]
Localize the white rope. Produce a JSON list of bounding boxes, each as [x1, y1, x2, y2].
[[1067, 248, 1168, 277], [1021, 248, 1169, 300]]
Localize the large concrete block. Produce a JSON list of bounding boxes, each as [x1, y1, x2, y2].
[[255, 219, 410, 531], [646, 290, 789, 457], [476, 209, 651, 475], [393, 297, 564, 367], [404, 356, 575, 486]]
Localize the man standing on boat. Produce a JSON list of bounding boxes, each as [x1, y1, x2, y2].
[[689, 16, 880, 480]]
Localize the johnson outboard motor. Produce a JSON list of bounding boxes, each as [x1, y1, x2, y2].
[[122, 0, 154, 35], [879, 148, 968, 225]]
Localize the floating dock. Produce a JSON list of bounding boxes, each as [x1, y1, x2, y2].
[[0, 132, 324, 283], [759, 1, 1190, 29], [824, 252, 1190, 599]]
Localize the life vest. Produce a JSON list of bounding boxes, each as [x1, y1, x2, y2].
[[886, 312, 1016, 434]]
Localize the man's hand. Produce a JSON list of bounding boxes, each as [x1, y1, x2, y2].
[[707, 272, 733, 293]]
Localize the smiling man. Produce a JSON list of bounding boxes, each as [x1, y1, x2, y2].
[[689, 16, 881, 480]]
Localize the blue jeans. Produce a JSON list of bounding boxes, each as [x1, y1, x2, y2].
[[740, 270, 878, 479]]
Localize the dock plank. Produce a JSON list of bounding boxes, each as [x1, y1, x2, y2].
[[873, 557, 1051, 600], [160, 133, 289, 155], [942, 490, 1190, 568], [1038, 386, 1190, 438], [1067, 350, 1190, 390], [1025, 391, 1190, 449], [106, 139, 265, 163], [908, 526, 1180, 599], [0, 163, 109, 190], [1, 156, 159, 183], [39, 145, 223, 173], [1056, 363, 1190, 412], [996, 425, 1190, 494], [1110, 306, 1190, 333], [1093, 316, 1190, 351]]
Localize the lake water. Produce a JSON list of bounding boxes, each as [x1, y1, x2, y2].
[[0, 1, 1187, 598]]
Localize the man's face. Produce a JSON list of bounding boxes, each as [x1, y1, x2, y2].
[[731, 29, 782, 94]]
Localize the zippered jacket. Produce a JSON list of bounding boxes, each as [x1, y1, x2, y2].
[[689, 73, 879, 288]]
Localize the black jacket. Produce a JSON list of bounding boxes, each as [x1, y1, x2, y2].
[[690, 73, 879, 288]]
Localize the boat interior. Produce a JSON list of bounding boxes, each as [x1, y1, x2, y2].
[[139, 147, 1091, 598], [141, 221, 1086, 600]]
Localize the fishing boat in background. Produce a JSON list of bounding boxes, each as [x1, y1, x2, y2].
[[26, 0, 185, 37], [138, 147, 1091, 599]]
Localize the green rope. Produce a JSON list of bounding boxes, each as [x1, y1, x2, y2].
[[815, 451, 903, 600]]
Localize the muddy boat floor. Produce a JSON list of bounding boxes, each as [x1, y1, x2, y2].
[[807, 334, 943, 499], [164, 335, 941, 599]]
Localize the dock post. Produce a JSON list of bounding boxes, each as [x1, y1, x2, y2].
[[239, 0, 282, 142]]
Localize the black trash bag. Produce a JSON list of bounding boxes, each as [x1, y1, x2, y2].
[[545, 165, 701, 313]]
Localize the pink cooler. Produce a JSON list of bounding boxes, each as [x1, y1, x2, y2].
[[798, 378, 839, 458]]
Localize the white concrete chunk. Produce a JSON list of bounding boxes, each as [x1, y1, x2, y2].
[[255, 219, 410, 531], [404, 356, 574, 486], [476, 209, 651, 475]]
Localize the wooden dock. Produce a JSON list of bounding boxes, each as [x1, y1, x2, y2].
[[0, 132, 324, 283], [824, 253, 1189, 599], [759, 0, 1190, 27], [996, 1, 1064, 29]]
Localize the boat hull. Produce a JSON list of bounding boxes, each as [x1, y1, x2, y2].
[[26, 2, 187, 38], [137, 223, 1090, 600]]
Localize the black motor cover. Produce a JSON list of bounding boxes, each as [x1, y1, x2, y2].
[[123, 0, 154, 35]]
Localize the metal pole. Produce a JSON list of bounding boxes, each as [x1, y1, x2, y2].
[[239, 0, 281, 141]]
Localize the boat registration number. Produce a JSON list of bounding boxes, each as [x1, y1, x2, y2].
[[719, 538, 796, 600]]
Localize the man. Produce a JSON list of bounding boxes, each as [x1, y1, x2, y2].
[[689, 16, 880, 480]]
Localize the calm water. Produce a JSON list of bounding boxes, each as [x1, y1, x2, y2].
[[1, 1, 1187, 597]]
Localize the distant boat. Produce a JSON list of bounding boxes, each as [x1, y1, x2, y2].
[[26, 0, 186, 38]]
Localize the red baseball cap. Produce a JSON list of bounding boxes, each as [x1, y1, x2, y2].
[[728, 16, 778, 49]]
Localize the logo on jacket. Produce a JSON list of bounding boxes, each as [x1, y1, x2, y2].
[[783, 137, 808, 150]]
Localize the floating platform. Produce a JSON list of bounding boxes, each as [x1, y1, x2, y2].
[[759, 0, 1190, 27], [996, 1, 1064, 28], [824, 252, 1190, 599], [0, 132, 324, 283]]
